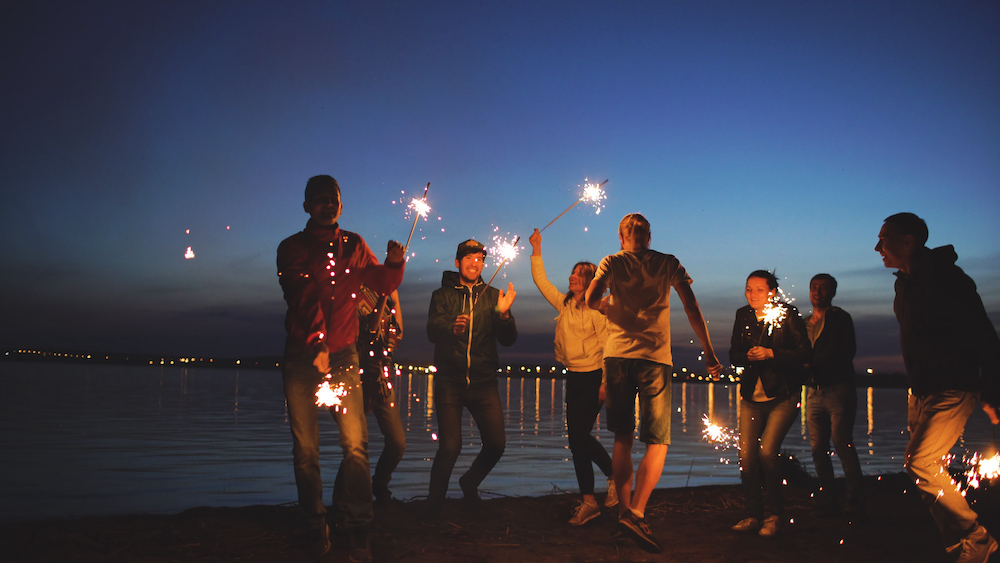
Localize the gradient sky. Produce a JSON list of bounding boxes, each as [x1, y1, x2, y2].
[[2, 1, 998, 373]]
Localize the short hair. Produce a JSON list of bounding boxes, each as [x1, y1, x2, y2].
[[619, 213, 651, 248], [883, 212, 928, 246], [810, 273, 838, 296], [563, 261, 597, 306], [747, 269, 779, 291], [304, 175, 341, 202]]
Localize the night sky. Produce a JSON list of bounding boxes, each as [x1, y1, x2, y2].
[[2, 1, 998, 373]]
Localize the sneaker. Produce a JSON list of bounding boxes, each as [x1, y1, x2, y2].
[[617, 511, 662, 554], [730, 517, 761, 532], [759, 515, 781, 538], [604, 477, 619, 508], [568, 500, 601, 526], [348, 527, 372, 563], [950, 525, 999, 563]]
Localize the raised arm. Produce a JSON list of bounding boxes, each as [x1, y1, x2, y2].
[[675, 281, 723, 376]]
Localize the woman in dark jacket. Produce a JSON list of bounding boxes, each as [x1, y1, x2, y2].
[[729, 270, 810, 538]]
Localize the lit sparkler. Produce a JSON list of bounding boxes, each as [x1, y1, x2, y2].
[[756, 296, 788, 345], [539, 178, 609, 232], [404, 183, 431, 253], [315, 376, 349, 410], [472, 234, 521, 308], [945, 451, 1000, 496], [702, 414, 739, 452]]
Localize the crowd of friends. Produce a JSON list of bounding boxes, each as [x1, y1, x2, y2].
[[277, 175, 999, 563]]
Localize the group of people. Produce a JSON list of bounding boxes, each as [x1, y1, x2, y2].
[[277, 175, 999, 563]]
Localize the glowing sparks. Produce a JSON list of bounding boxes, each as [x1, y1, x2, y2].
[[702, 414, 738, 461], [490, 234, 521, 265], [409, 197, 431, 219], [761, 300, 787, 336], [946, 451, 1000, 495], [315, 378, 348, 409], [579, 178, 608, 214], [184, 246, 195, 259], [401, 183, 431, 255]]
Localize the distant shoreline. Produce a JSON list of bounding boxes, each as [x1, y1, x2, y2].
[[2, 347, 912, 387]]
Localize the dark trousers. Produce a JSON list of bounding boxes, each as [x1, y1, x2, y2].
[[738, 395, 798, 519], [807, 382, 863, 508], [428, 378, 506, 501], [566, 370, 613, 495]]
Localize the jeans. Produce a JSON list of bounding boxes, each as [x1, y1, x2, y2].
[[806, 382, 863, 508], [738, 395, 799, 519], [566, 369, 613, 495], [428, 378, 506, 502], [905, 390, 980, 546], [362, 366, 406, 496], [282, 342, 372, 529]]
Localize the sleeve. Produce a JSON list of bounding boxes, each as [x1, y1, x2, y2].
[[357, 238, 405, 297], [277, 236, 326, 350], [426, 289, 456, 345], [772, 308, 812, 366], [958, 275, 1000, 403], [530, 254, 565, 310]]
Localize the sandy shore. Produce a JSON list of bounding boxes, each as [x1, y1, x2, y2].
[[1, 472, 997, 562]]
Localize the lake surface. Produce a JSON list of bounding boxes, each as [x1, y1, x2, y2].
[[1, 361, 996, 523]]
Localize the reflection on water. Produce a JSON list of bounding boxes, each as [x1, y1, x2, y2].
[[0, 362, 995, 523]]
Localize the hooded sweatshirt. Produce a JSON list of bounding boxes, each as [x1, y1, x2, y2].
[[893, 245, 1000, 402], [426, 271, 517, 387]]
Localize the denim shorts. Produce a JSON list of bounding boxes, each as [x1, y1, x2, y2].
[[603, 357, 672, 444]]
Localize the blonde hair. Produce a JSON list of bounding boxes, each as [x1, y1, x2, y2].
[[618, 213, 650, 249]]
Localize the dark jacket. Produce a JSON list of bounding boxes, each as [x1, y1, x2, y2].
[[806, 307, 856, 388], [730, 304, 811, 402], [894, 245, 1000, 402], [426, 271, 517, 388], [277, 220, 404, 355]]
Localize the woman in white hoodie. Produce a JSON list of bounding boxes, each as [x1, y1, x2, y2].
[[529, 228, 616, 526]]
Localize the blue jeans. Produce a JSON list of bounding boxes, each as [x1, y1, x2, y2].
[[282, 342, 372, 529], [906, 390, 980, 546], [428, 378, 506, 502], [603, 358, 672, 444], [806, 382, 863, 508], [738, 395, 798, 519], [566, 369, 613, 495]]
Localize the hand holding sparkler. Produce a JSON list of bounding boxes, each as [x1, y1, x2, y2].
[[386, 240, 405, 265], [539, 179, 608, 232]]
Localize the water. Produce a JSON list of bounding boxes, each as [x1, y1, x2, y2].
[[0, 361, 995, 523]]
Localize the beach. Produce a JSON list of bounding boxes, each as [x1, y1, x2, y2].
[[2, 472, 997, 562]]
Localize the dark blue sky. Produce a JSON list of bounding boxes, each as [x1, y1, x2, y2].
[[2, 1, 998, 373]]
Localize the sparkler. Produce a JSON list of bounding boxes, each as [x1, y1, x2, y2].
[[945, 451, 1000, 496], [472, 234, 521, 308], [539, 179, 609, 232], [755, 297, 788, 345], [403, 182, 431, 253], [702, 414, 739, 453], [315, 376, 349, 410]]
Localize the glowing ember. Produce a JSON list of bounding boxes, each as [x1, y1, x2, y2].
[[184, 246, 195, 259], [315, 378, 349, 410], [947, 451, 1000, 495], [760, 299, 787, 336], [409, 197, 431, 219]]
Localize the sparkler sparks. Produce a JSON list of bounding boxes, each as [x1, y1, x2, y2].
[[403, 183, 431, 254], [702, 415, 738, 462], [539, 178, 609, 232], [945, 451, 1000, 495], [315, 377, 349, 410]]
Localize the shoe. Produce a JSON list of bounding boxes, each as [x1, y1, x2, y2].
[[730, 517, 761, 532], [348, 527, 372, 563], [568, 500, 601, 526], [758, 515, 781, 538], [604, 477, 619, 508], [308, 522, 331, 558], [617, 510, 662, 554], [950, 525, 998, 563]]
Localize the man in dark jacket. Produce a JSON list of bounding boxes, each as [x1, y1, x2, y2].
[[804, 273, 863, 518], [425, 239, 517, 519], [277, 175, 405, 562], [877, 212, 999, 563]]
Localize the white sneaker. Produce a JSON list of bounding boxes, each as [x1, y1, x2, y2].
[[568, 500, 601, 526], [731, 517, 761, 532], [758, 515, 781, 537], [604, 477, 619, 508], [951, 525, 998, 563]]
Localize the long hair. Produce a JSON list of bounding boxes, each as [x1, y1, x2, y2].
[[564, 261, 597, 306]]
